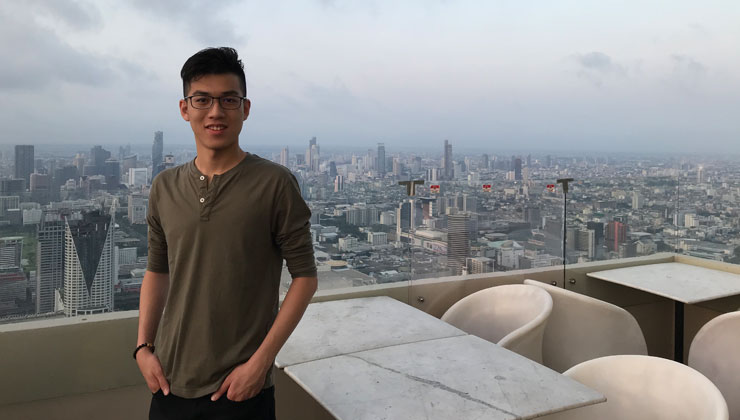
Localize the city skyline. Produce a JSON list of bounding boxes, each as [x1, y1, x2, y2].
[[1, 1, 739, 152]]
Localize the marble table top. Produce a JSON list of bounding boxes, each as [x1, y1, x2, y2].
[[588, 262, 740, 304], [276, 296, 466, 368], [285, 335, 605, 420]]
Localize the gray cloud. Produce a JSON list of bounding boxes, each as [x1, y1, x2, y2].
[[669, 54, 707, 92], [573, 52, 627, 75], [25, 0, 102, 31], [0, 5, 156, 92], [128, 0, 245, 45], [569, 51, 627, 87]]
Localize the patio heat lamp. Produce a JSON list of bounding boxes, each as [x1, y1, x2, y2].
[[557, 178, 574, 288], [399, 180, 424, 302]]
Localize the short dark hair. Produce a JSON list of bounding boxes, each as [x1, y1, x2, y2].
[[180, 47, 247, 97]]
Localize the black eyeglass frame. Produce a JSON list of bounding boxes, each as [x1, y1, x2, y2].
[[184, 95, 247, 110]]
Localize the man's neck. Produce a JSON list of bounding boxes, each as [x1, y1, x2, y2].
[[194, 146, 247, 179]]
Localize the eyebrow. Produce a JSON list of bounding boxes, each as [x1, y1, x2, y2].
[[190, 90, 243, 96]]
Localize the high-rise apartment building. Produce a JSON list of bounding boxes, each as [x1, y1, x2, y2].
[[63, 211, 115, 317], [376, 143, 386, 177], [443, 140, 453, 180], [447, 212, 471, 275], [14, 145, 34, 188], [36, 212, 65, 314]]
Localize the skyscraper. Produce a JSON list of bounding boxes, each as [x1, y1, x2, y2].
[[63, 211, 115, 317], [152, 131, 164, 178], [377, 143, 386, 177], [14, 145, 34, 188], [443, 140, 453, 180], [36, 212, 65, 314], [306, 137, 320, 172], [514, 158, 523, 181], [447, 212, 471, 275], [280, 147, 289, 167]]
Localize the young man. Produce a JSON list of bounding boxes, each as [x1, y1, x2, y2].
[[135, 47, 318, 420]]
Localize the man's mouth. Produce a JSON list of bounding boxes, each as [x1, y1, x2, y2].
[[206, 125, 227, 132]]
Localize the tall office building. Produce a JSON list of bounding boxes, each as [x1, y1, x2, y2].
[[305, 137, 320, 172], [514, 158, 523, 181], [376, 143, 386, 177], [697, 166, 705, 184], [443, 140, 453, 180], [447, 212, 471, 275], [36, 212, 65, 314], [481, 154, 489, 170], [280, 147, 289, 167], [63, 211, 115, 317], [152, 131, 164, 173], [14, 145, 34, 188]]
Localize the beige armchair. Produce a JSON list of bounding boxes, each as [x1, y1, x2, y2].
[[689, 311, 740, 420], [540, 355, 728, 420], [524, 279, 647, 372], [441, 284, 552, 363]]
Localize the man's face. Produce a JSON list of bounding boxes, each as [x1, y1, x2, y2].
[[179, 73, 251, 152]]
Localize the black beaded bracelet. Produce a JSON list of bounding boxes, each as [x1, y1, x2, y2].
[[133, 343, 155, 360]]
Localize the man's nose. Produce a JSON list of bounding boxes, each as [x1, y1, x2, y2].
[[208, 99, 225, 116]]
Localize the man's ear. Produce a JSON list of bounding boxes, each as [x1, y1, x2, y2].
[[179, 99, 190, 122], [243, 99, 251, 121]]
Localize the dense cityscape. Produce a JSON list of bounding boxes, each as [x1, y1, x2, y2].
[[1, 135, 739, 324]]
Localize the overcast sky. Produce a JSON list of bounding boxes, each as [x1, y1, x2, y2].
[[1, 0, 739, 153]]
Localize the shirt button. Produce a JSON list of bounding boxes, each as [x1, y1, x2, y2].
[[199, 198, 205, 203], [199, 175, 205, 180]]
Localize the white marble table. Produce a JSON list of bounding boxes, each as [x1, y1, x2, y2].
[[278, 297, 605, 419], [589, 262, 740, 362], [276, 296, 467, 368]]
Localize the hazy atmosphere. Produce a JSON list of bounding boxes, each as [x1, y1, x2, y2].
[[1, 0, 739, 152]]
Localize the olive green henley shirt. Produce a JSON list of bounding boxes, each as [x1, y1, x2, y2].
[[146, 153, 316, 398]]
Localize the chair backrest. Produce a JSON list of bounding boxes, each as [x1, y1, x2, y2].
[[540, 355, 729, 420], [441, 284, 552, 362], [524, 279, 647, 372], [689, 311, 740, 420]]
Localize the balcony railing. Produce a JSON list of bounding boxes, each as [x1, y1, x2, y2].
[[2, 253, 739, 420]]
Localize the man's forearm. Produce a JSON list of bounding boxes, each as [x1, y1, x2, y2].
[[253, 276, 318, 363], [137, 270, 170, 344]]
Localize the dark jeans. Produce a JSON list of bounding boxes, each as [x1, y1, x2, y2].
[[149, 386, 275, 420]]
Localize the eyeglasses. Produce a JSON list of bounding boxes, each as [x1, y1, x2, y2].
[[184, 95, 246, 110]]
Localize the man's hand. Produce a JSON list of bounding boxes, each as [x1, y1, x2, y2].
[[136, 350, 170, 395], [211, 354, 271, 402]]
